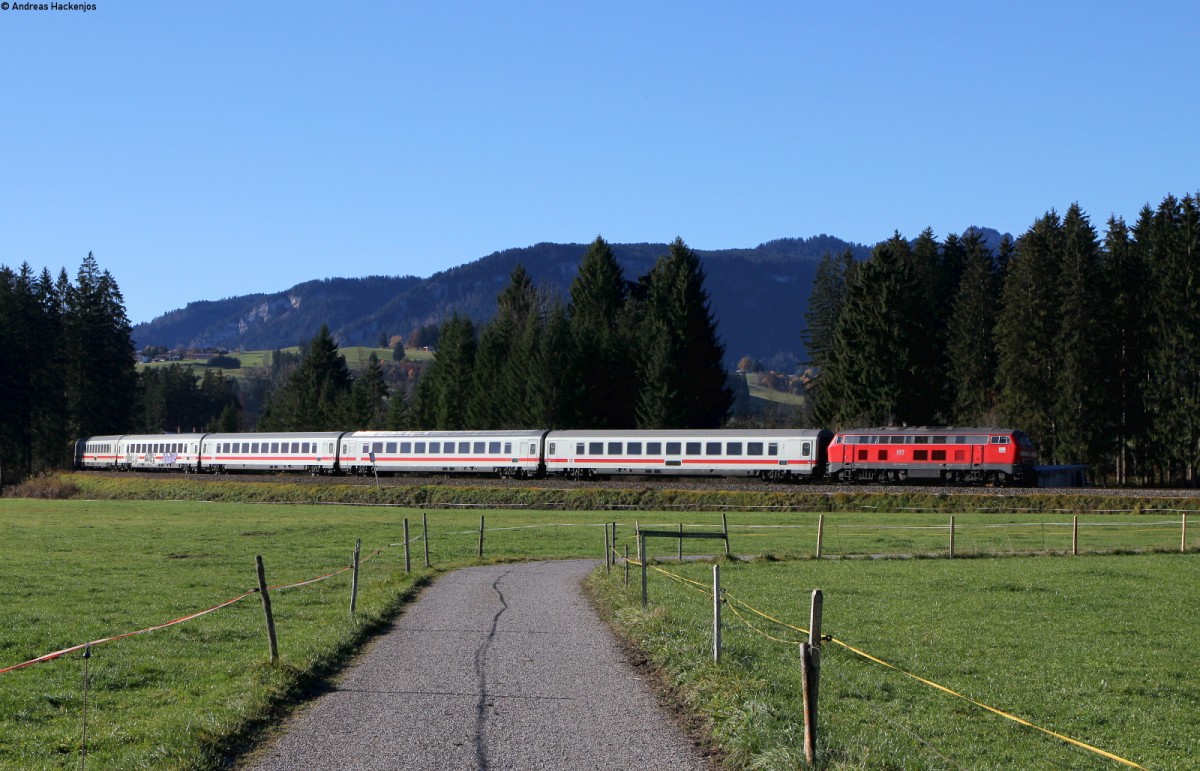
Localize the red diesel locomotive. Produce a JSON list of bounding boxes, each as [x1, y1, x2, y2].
[[826, 426, 1037, 485]]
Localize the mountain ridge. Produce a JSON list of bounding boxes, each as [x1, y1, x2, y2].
[[132, 230, 1007, 369]]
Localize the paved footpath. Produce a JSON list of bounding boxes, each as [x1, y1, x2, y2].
[[248, 560, 709, 770]]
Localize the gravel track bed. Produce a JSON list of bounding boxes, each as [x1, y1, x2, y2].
[[82, 470, 1200, 498]]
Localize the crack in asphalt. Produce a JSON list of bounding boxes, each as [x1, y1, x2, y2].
[[473, 570, 510, 770]]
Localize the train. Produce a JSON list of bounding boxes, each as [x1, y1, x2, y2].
[[74, 425, 1042, 485]]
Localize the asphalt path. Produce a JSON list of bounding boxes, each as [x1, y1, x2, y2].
[[248, 560, 709, 770]]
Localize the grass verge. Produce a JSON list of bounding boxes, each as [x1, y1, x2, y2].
[[587, 554, 1198, 769]]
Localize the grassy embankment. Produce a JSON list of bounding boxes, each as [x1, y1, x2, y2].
[[1, 477, 1196, 768]]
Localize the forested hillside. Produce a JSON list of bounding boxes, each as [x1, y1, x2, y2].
[[131, 236, 875, 368]]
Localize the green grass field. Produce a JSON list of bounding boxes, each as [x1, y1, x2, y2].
[[589, 554, 1198, 770], [1, 498, 1195, 768], [136, 346, 435, 382]]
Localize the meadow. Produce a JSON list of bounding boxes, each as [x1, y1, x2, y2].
[[0, 497, 1194, 768]]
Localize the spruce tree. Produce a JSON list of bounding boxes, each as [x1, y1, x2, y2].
[[418, 315, 476, 430], [1053, 203, 1111, 469], [1103, 214, 1150, 484], [995, 212, 1064, 462], [945, 232, 999, 424], [258, 324, 352, 430], [346, 352, 389, 429], [634, 238, 731, 428], [802, 250, 854, 425], [568, 236, 635, 427]]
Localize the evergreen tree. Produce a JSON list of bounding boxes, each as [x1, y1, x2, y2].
[[416, 315, 476, 429], [1103, 214, 1150, 484], [62, 253, 138, 438], [467, 265, 536, 428], [802, 250, 854, 425], [634, 238, 732, 428], [995, 212, 1064, 462], [1053, 203, 1111, 468], [524, 300, 573, 428], [945, 232, 1000, 424], [568, 236, 635, 428], [346, 352, 389, 429], [258, 324, 352, 430], [820, 233, 926, 427], [1144, 194, 1200, 482]]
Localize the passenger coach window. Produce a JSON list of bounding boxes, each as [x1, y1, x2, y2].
[[458, 442, 470, 453], [474, 442, 485, 453], [665, 442, 680, 455], [576, 443, 584, 454], [706, 442, 721, 455], [648, 442, 663, 454], [748, 442, 763, 456], [686, 442, 702, 455], [489, 442, 501, 453], [271, 442, 280, 453], [768, 443, 779, 456], [251, 443, 259, 454], [628, 442, 642, 455], [416, 442, 426, 453], [608, 442, 622, 455], [802, 442, 811, 456], [295, 443, 304, 453], [388, 442, 399, 453], [504, 442, 512, 454], [429, 441, 440, 453], [726, 442, 742, 455], [549, 442, 556, 454], [589, 442, 603, 454]]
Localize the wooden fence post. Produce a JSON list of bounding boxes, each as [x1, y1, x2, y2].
[[949, 516, 956, 558], [816, 513, 825, 558], [255, 555, 279, 663], [624, 545, 629, 588], [802, 588, 823, 765], [1182, 513, 1188, 553], [640, 531, 648, 608], [604, 523, 611, 571], [678, 522, 684, 561], [403, 519, 411, 573], [713, 564, 722, 663], [722, 513, 731, 558], [350, 539, 361, 616], [478, 515, 485, 558], [1073, 515, 1079, 556], [422, 512, 430, 568]]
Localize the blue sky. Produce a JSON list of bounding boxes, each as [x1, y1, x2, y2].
[[2, 1, 1196, 324]]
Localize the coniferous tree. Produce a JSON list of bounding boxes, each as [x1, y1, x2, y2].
[[995, 212, 1064, 462], [1104, 214, 1150, 484], [415, 314, 476, 430], [802, 250, 854, 425], [1144, 194, 1200, 482], [634, 238, 731, 428], [258, 324, 352, 430], [525, 300, 573, 428], [945, 232, 1000, 424], [346, 352, 389, 429], [63, 253, 138, 438], [821, 233, 926, 427], [1053, 204, 1111, 469], [568, 236, 635, 428], [468, 265, 536, 428]]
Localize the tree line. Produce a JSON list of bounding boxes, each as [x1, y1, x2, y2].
[[805, 193, 1200, 485], [257, 237, 734, 434]]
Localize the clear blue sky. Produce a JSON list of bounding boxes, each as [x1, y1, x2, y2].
[[2, 1, 1196, 324]]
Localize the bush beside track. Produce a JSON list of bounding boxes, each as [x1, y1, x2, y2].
[[36, 472, 1200, 514]]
